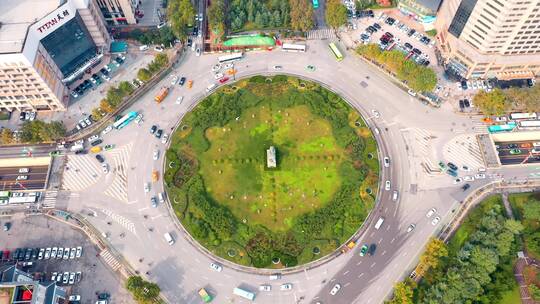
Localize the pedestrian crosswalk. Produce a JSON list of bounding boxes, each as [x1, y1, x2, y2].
[[103, 143, 132, 203], [472, 122, 489, 134], [443, 134, 485, 170], [62, 154, 101, 191], [99, 249, 121, 272], [41, 190, 58, 209], [101, 208, 136, 235], [307, 28, 337, 40]]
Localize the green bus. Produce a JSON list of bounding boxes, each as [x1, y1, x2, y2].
[[198, 288, 213, 302], [329, 42, 344, 61], [312, 0, 319, 8]]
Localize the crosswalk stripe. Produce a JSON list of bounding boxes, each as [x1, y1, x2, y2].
[[443, 134, 485, 169], [41, 190, 58, 209], [307, 28, 337, 40], [62, 155, 101, 191], [100, 249, 121, 271], [101, 208, 136, 235], [103, 143, 132, 203]]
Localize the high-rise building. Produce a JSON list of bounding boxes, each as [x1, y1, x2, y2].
[[0, 264, 66, 303], [435, 0, 540, 80], [0, 0, 111, 112], [95, 0, 139, 25]]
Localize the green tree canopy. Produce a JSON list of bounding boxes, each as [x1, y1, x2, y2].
[[20, 120, 65, 143], [167, 0, 195, 40], [523, 200, 540, 220], [473, 89, 509, 116], [137, 68, 152, 82], [126, 276, 160, 303], [289, 0, 314, 31], [325, 0, 348, 29]]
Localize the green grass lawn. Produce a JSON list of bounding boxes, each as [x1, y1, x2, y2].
[[498, 282, 521, 304], [509, 192, 540, 260], [200, 104, 345, 231]]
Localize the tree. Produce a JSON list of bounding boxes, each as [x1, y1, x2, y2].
[[416, 238, 448, 276], [91, 108, 104, 121], [207, 0, 226, 41], [42, 121, 66, 141], [118, 81, 135, 95], [409, 66, 437, 92], [137, 68, 152, 82], [167, 0, 195, 40], [523, 200, 540, 220], [530, 284, 540, 301], [388, 279, 416, 304], [289, 0, 315, 31], [473, 89, 508, 116], [325, 0, 348, 29], [356, 0, 372, 10], [100, 99, 115, 113], [106, 87, 123, 107], [0, 128, 13, 145], [505, 85, 540, 112], [154, 53, 169, 67], [126, 276, 160, 303]]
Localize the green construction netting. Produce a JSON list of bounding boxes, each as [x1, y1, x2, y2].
[[110, 41, 128, 53], [223, 35, 275, 47]]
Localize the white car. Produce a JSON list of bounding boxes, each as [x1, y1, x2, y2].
[[330, 283, 341, 295], [474, 173, 486, 179], [76, 246, 82, 258], [144, 182, 150, 193], [57, 248, 63, 260], [453, 178, 462, 184], [259, 285, 272, 291], [371, 109, 380, 118], [51, 247, 58, 259], [51, 272, 57, 281], [426, 208, 436, 218], [407, 89, 417, 97], [68, 295, 81, 301], [406, 224, 416, 233], [431, 216, 441, 226], [385, 180, 391, 191], [176, 96, 184, 104], [196, 48, 201, 56], [211, 64, 221, 72], [63, 247, 69, 259], [102, 125, 113, 135], [214, 73, 224, 80], [223, 63, 233, 69], [392, 190, 399, 201], [162, 133, 169, 144], [154, 46, 164, 52], [463, 175, 474, 182], [171, 76, 178, 85], [280, 283, 293, 291], [16, 175, 28, 180], [101, 163, 109, 174], [153, 150, 159, 160], [383, 157, 390, 167], [69, 272, 76, 284], [44, 248, 51, 259], [273, 65, 283, 70], [70, 248, 76, 259], [210, 262, 223, 272]]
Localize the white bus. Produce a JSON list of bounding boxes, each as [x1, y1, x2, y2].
[[282, 43, 306, 52], [233, 287, 255, 301], [509, 112, 538, 120], [374, 217, 385, 230], [218, 52, 243, 63], [518, 120, 540, 129]]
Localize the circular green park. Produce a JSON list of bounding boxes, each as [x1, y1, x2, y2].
[[164, 75, 379, 268]]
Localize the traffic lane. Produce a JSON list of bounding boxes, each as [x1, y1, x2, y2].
[[0, 146, 55, 158], [0, 180, 45, 191], [0, 165, 49, 175]]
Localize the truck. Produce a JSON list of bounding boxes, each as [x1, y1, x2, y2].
[[154, 87, 169, 103], [198, 288, 213, 303], [70, 140, 84, 153]]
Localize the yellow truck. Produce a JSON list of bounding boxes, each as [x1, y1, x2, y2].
[[90, 146, 102, 153], [154, 87, 169, 103]]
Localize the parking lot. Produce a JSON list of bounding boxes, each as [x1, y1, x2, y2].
[[495, 141, 540, 165], [0, 215, 134, 304]]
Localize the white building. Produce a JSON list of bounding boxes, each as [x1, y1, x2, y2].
[[267, 146, 276, 168]]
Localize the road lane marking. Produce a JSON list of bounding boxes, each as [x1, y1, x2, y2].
[[356, 261, 363, 266], [138, 207, 149, 212], [343, 270, 349, 275], [151, 214, 163, 220], [358, 273, 364, 278], [370, 231, 375, 237], [384, 207, 388, 213], [370, 262, 376, 268], [402, 252, 408, 257], [378, 237, 383, 244], [386, 225, 390, 231], [330, 278, 336, 282], [390, 237, 395, 244], [344, 282, 351, 287], [382, 250, 386, 256], [224, 274, 232, 278]]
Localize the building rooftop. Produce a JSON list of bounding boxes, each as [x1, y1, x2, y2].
[[0, 0, 61, 54], [415, 0, 442, 12]]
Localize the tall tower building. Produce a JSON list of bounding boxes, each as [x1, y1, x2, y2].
[[435, 0, 540, 80]]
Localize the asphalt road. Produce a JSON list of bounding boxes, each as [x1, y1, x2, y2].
[[45, 39, 540, 304], [0, 165, 48, 191], [496, 141, 540, 165]]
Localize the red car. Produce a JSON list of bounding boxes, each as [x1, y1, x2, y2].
[[3, 250, 9, 260], [219, 77, 230, 84]]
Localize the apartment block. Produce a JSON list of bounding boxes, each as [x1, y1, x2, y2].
[[96, 0, 138, 25]]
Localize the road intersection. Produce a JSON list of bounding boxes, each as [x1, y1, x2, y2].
[[49, 40, 540, 304]]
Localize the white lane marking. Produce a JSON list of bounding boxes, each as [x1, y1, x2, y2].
[[138, 207, 149, 212], [202, 276, 209, 280], [195, 258, 200, 263], [390, 237, 395, 244], [370, 262, 376, 268], [402, 251, 408, 257], [370, 231, 375, 237], [378, 237, 383, 244], [386, 225, 391, 231], [356, 260, 363, 266], [330, 278, 336, 282], [344, 282, 351, 287], [224, 274, 232, 278], [384, 207, 388, 213], [151, 214, 163, 220], [343, 270, 349, 275], [382, 250, 387, 256], [358, 273, 364, 278]]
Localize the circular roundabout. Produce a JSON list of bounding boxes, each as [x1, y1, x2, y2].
[[164, 75, 379, 268]]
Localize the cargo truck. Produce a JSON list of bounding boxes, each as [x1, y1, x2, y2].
[[155, 87, 169, 103], [198, 288, 213, 302]]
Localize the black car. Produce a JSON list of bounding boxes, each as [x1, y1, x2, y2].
[[18, 249, 25, 261], [423, 60, 430, 66], [459, 100, 465, 109], [462, 183, 471, 191], [179, 77, 186, 86], [461, 80, 468, 90], [100, 68, 109, 76], [463, 99, 470, 107], [368, 243, 377, 256], [192, 27, 198, 36], [508, 143, 518, 149], [155, 129, 163, 139], [447, 162, 458, 171], [91, 139, 103, 146], [412, 48, 421, 55], [115, 57, 124, 64], [187, 39, 192, 47], [31, 249, 38, 260], [19, 112, 26, 120], [366, 26, 375, 34], [25, 248, 32, 260], [98, 293, 110, 300], [367, 10, 374, 17], [150, 125, 157, 134], [407, 29, 416, 37], [373, 23, 381, 30], [404, 42, 413, 50], [95, 154, 105, 163], [385, 17, 395, 25]]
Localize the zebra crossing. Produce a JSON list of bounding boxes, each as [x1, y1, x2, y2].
[[443, 134, 485, 169], [103, 143, 132, 203], [99, 249, 121, 272], [101, 208, 136, 235], [62, 154, 101, 191], [41, 190, 58, 209], [307, 28, 337, 40]]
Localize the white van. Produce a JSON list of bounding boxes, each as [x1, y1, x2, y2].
[[206, 83, 217, 93], [139, 45, 149, 51], [374, 217, 385, 230], [18, 168, 29, 173], [164, 232, 175, 245], [392, 190, 399, 201], [269, 273, 281, 280], [158, 192, 164, 204]]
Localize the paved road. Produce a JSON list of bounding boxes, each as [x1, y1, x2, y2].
[[496, 140, 540, 165], [0, 165, 48, 191], [48, 40, 540, 304]]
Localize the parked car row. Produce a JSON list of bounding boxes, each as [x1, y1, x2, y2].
[[76, 115, 94, 131], [1, 246, 83, 262], [71, 55, 125, 99], [457, 79, 494, 91], [51, 271, 83, 285], [19, 111, 37, 121]]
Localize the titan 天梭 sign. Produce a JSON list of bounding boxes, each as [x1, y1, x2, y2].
[[36, 10, 71, 34]]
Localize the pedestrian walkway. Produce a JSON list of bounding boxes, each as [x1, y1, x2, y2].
[[307, 28, 337, 40], [101, 208, 136, 235], [41, 190, 58, 209], [62, 155, 101, 191], [99, 249, 121, 272], [443, 134, 485, 170], [515, 255, 536, 304], [103, 143, 132, 203]]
